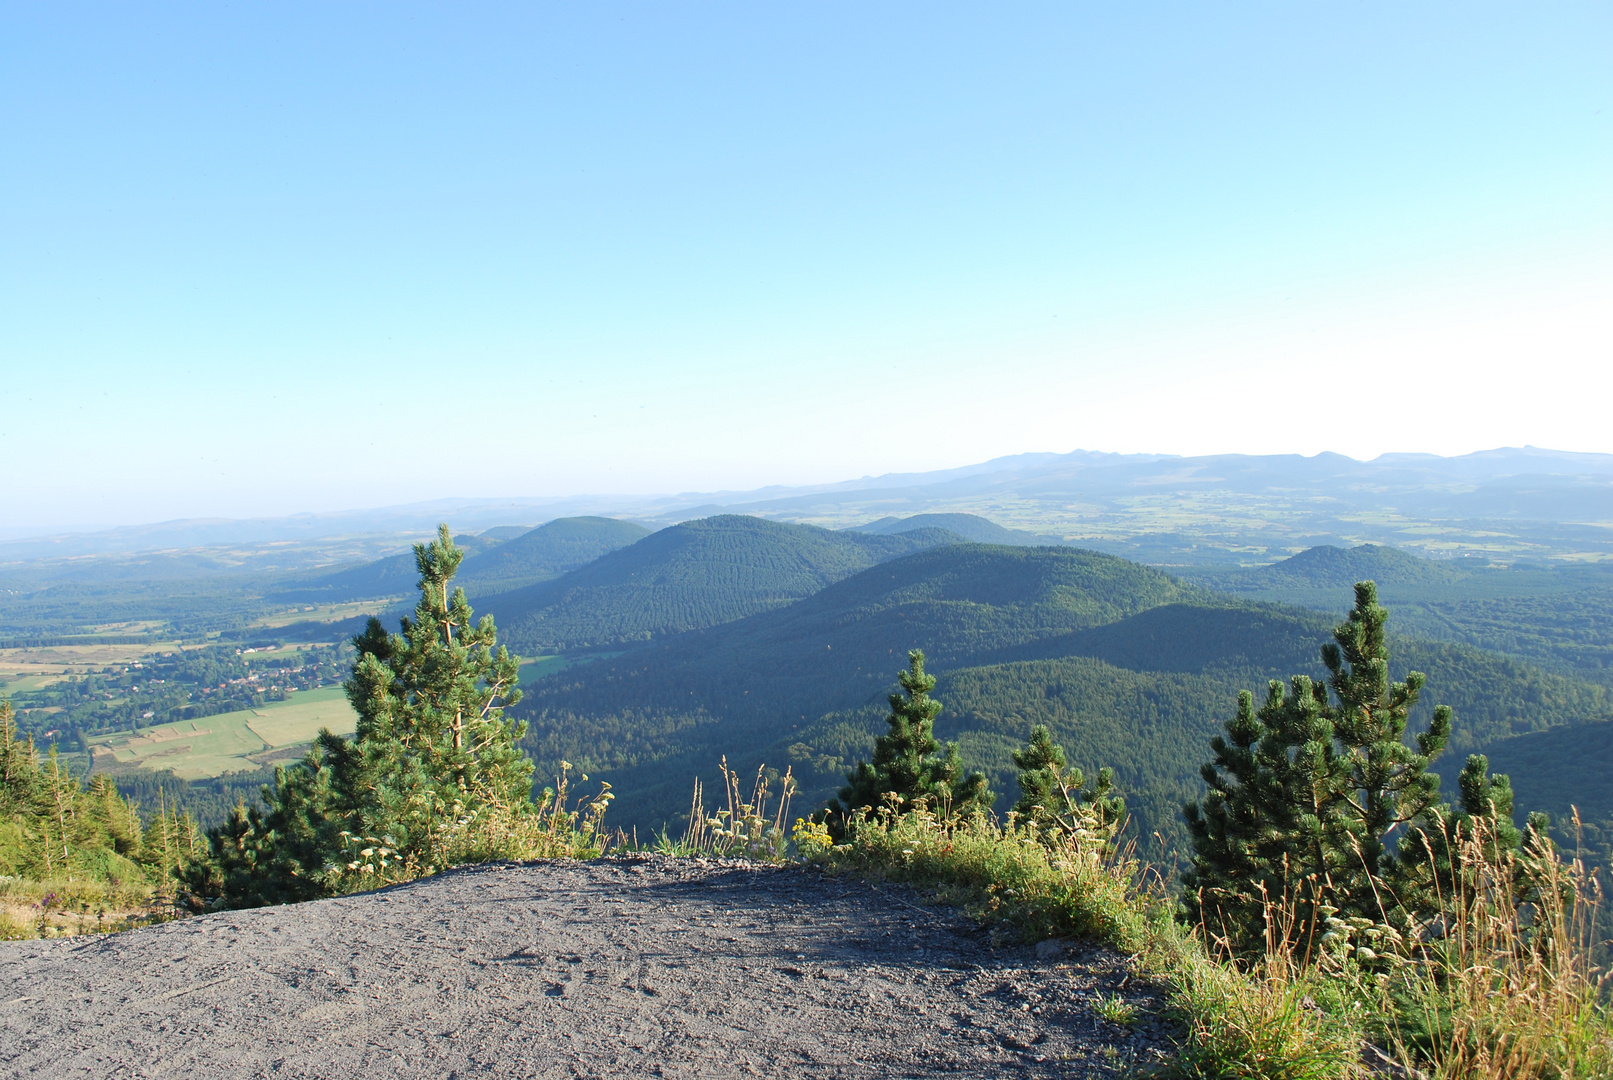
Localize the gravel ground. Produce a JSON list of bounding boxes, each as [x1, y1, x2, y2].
[[0, 856, 1175, 1079]]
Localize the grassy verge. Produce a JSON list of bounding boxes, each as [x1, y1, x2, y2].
[[808, 801, 1153, 951], [0, 875, 181, 940], [807, 803, 1613, 1079]]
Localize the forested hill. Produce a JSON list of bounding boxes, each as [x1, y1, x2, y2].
[[1182, 545, 1613, 688], [850, 513, 1053, 545], [277, 517, 650, 602], [518, 542, 1192, 721], [457, 517, 651, 593], [515, 543, 1199, 819], [1237, 543, 1466, 589], [278, 532, 496, 602], [487, 515, 967, 653], [511, 542, 1613, 847]]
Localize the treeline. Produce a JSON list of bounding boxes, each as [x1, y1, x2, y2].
[[0, 701, 206, 896]]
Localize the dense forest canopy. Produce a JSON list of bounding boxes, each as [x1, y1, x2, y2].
[[506, 540, 1613, 845]]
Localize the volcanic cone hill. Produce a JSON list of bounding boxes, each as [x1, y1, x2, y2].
[[279, 516, 651, 602], [850, 512, 1055, 545], [485, 515, 967, 653]]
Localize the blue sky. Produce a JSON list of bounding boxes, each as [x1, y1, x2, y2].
[[2, 3, 1609, 529]]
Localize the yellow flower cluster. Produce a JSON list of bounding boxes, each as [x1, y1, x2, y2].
[[791, 817, 833, 857]]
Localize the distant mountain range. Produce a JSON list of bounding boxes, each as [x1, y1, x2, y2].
[[7, 444, 1612, 566]]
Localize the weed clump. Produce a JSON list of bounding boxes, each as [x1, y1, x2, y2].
[[657, 758, 796, 862]]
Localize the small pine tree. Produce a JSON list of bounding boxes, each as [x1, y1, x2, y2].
[[1320, 582, 1451, 920], [87, 773, 142, 859], [1181, 676, 1337, 946], [1395, 753, 1545, 914], [189, 748, 349, 907], [1011, 725, 1124, 835], [335, 524, 530, 863], [826, 649, 991, 838], [195, 525, 533, 907], [1182, 582, 1453, 953]]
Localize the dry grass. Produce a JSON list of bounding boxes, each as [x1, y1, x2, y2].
[[0, 874, 179, 940], [1384, 815, 1613, 1079], [660, 758, 796, 862], [1163, 814, 1613, 1079], [1160, 935, 1367, 1080]]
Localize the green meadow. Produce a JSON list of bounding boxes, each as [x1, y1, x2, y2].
[[517, 652, 620, 684], [87, 686, 357, 780]]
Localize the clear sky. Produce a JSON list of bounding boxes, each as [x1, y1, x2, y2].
[[2, 3, 1609, 531]]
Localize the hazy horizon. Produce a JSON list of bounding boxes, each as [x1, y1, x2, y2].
[[6, 442, 1610, 543], [4, 4, 1609, 528]]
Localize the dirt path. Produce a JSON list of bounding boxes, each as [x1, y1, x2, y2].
[[0, 856, 1172, 1079]]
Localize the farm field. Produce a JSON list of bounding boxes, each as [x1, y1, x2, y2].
[[87, 686, 357, 780], [518, 654, 569, 681], [0, 640, 184, 691], [246, 600, 389, 630], [240, 685, 356, 746]]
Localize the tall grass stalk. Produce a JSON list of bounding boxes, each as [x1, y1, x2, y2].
[[1386, 813, 1613, 1079], [662, 759, 796, 862]]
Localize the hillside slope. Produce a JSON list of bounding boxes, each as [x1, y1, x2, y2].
[[278, 517, 649, 602], [517, 543, 1192, 728], [512, 546, 1613, 842], [851, 513, 1054, 545], [458, 516, 651, 593], [515, 544, 1197, 822], [280, 532, 495, 601], [488, 515, 967, 652], [1184, 549, 1613, 687]]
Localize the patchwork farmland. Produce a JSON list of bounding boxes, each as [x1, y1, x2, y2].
[[86, 686, 357, 780]]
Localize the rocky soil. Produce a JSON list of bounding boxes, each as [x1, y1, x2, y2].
[[0, 856, 1174, 1078]]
